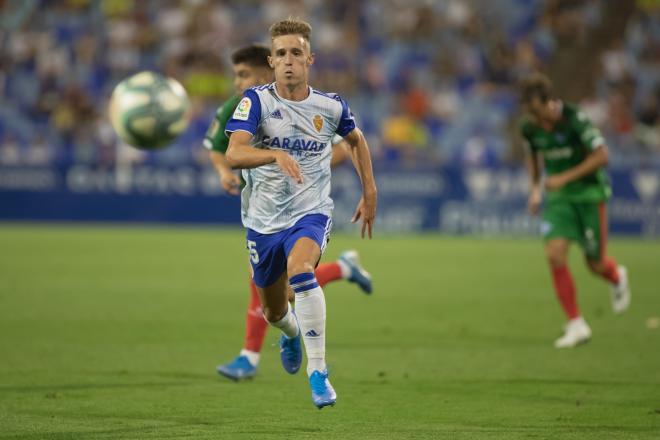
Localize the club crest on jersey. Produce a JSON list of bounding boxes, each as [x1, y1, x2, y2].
[[313, 115, 323, 132], [233, 97, 251, 121]]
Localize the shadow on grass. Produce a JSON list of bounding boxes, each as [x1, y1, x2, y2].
[[452, 378, 660, 387], [0, 369, 220, 394], [0, 425, 173, 440], [0, 381, 191, 394]]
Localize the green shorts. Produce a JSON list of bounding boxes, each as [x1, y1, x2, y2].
[[541, 200, 608, 261]]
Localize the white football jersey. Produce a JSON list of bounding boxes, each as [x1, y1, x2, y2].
[[225, 83, 356, 233]]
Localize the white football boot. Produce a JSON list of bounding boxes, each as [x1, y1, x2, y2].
[[554, 317, 592, 348], [610, 265, 630, 314]]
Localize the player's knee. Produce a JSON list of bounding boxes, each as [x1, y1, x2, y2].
[[263, 306, 286, 323], [287, 260, 315, 278], [545, 250, 567, 268]]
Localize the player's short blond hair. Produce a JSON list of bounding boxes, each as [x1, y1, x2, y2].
[[269, 17, 312, 43]]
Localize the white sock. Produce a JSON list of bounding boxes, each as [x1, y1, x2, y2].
[[240, 349, 260, 367], [567, 316, 588, 329], [569, 316, 585, 325], [337, 259, 351, 279], [290, 272, 327, 376], [268, 303, 299, 339]]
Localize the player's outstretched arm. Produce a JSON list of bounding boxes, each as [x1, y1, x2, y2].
[[226, 131, 303, 183], [343, 127, 377, 238], [545, 145, 609, 191]]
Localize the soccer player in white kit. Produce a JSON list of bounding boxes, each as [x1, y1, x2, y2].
[[225, 18, 377, 408]]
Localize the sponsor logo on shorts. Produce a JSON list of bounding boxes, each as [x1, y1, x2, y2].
[[584, 228, 597, 254]]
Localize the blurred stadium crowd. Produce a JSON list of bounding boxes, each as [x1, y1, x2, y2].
[[0, 0, 658, 169]]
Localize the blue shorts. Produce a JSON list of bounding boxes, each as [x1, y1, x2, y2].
[[246, 214, 332, 288]]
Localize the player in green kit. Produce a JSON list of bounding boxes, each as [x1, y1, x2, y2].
[[204, 44, 372, 380], [520, 73, 631, 348]]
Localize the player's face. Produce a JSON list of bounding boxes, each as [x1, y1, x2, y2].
[[232, 63, 272, 94], [269, 34, 314, 89], [526, 97, 558, 125]]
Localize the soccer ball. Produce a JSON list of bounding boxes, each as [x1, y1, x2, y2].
[[109, 71, 191, 149]]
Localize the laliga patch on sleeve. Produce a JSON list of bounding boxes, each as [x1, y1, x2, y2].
[[233, 97, 252, 121]]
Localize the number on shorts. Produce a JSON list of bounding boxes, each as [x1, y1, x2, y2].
[[247, 240, 259, 264]]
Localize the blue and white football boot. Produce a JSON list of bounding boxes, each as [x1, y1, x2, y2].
[[216, 355, 257, 381], [279, 332, 302, 374], [309, 369, 337, 409], [339, 250, 373, 294]]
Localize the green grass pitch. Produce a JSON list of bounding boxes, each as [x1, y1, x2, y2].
[[0, 224, 658, 439]]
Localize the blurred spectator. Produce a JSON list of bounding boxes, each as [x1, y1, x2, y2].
[[0, 0, 656, 169], [457, 133, 500, 168], [381, 97, 430, 164], [602, 38, 635, 84], [25, 135, 53, 165], [635, 89, 660, 153], [0, 135, 21, 165]]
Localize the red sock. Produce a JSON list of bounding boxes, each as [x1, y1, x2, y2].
[[551, 265, 580, 320], [244, 279, 268, 352], [600, 257, 620, 285], [315, 262, 343, 288]]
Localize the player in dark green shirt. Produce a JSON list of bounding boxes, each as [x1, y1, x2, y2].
[[520, 73, 630, 348], [204, 55, 261, 194], [206, 44, 373, 381], [204, 93, 243, 191]]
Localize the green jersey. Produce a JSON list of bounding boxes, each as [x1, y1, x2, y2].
[[203, 94, 242, 154], [521, 102, 611, 203]]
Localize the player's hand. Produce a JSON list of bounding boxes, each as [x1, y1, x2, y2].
[[351, 193, 377, 239], [275, 151, 303, 184], [527, 189, 542, 215], [544, 174, 568, 191], [220, 172, 241, 195]]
